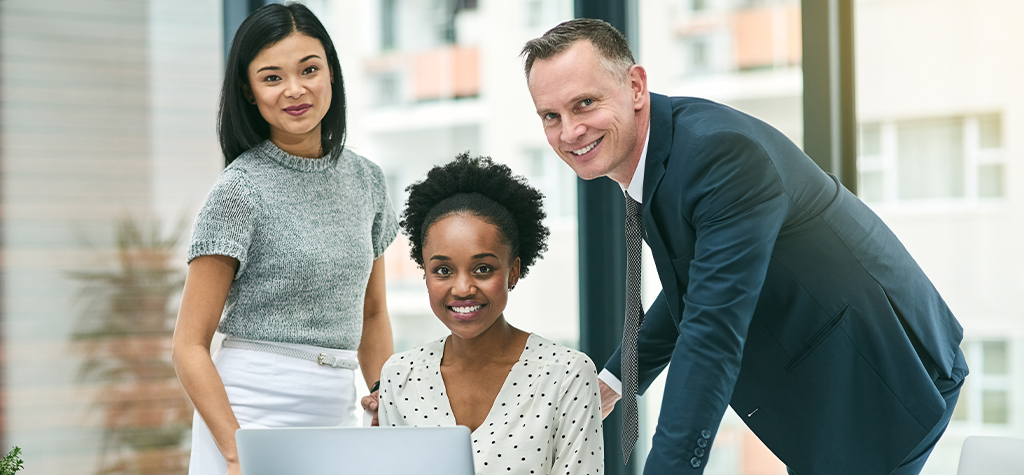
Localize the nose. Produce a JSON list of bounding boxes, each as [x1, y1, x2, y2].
[[452, 273, 475, 297], [560, 116, 585, 145], [284, 77, 306, 99]]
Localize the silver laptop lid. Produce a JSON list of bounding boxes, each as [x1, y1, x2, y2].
[[236, 426, 475, 475]]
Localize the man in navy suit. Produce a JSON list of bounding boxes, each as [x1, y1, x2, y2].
[[522, 19, 968, 475]]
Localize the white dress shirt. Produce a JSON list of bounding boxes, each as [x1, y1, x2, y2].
[[599, 125, 652, 396]]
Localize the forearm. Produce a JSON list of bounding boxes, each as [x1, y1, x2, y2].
[[173, 255, 240, 463], [173, 343, 241, 463], [358, 309, 394, 388], [359, 256, 393, 388]]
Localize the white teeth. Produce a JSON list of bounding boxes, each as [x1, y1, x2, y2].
[[572, 138, 600, 156], [451, 305, 482, 314]]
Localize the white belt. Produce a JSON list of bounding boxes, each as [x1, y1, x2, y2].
[[221, 338, 359, 370]]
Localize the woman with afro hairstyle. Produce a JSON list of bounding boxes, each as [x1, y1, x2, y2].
[[371, 154, 604, 475]]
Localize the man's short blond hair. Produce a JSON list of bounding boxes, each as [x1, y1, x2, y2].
[[521, 18, 635, 82]]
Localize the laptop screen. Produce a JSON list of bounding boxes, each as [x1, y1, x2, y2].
[[236, 426, 475, 475]]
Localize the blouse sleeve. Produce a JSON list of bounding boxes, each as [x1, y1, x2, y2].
[[368, 163, 399, 259], [187, 168, 261, 277], [553, 352, 605, 475]]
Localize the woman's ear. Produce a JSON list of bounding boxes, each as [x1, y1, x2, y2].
[[507, 257, 521, 291], [242, 83, 256, 105]]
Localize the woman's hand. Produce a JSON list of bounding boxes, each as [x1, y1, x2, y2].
[[361, 390, 380, 426], [599, 379, 621, 419]]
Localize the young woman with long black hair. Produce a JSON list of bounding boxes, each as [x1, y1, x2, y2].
[[172, 4, 397, 475]]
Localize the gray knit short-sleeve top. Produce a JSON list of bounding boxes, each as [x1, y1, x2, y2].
[[188, 141, 398, 350]]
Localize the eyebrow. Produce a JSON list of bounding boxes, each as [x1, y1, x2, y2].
[[428, 253, 500, 261], [255, 55, 323, 74]]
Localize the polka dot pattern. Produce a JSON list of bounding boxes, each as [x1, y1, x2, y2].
[[379, 333, 604, 475]]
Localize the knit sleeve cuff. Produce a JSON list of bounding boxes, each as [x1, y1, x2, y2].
[[187, 239, 249, 278]]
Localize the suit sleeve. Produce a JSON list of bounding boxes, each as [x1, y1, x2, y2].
[[643, 131, 788, 474], [604, 291, 679, 395]]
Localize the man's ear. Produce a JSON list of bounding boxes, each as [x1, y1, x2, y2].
[[628, 64, 648, 111]]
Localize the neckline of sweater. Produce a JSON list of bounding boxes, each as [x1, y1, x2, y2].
[[255, 140, 339, 172]]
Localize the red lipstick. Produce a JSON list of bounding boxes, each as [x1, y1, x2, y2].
[[284, 103, 312, 116]]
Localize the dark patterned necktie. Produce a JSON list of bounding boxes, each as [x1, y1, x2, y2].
[[622, 193, 645, 461]]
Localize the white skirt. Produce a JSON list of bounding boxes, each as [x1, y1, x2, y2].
[[187, 340, 359, 475]]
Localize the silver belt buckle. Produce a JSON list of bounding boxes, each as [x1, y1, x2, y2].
[[317, 353, 329, 366]]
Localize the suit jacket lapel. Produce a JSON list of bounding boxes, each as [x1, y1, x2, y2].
[[641, 93, 682, 319]]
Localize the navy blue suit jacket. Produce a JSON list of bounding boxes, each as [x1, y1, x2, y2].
[[604, 94, 966, 474]]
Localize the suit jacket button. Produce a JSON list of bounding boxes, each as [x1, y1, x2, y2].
[[690, 457, 701, 468], [697, 438, 707, 448], [694, 447, 705, 457], [701, 429, 712, 439]]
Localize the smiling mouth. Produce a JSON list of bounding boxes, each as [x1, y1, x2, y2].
[[284, 104, 312, 116], [571, 137, 602, 156], [449, 304, 483, 314]]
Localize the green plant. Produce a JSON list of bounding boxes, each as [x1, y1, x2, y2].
[[0, 446, 24, 475], [69, 216, 192, 475]]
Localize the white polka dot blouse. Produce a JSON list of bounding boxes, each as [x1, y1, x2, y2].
[[378, 333, 605, 475]]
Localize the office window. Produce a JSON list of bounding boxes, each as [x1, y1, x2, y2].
[[373, 72, 403, 106], [525, 148, 577, 222], [381, 0, 397, 50], [857, 113, 1006, 203], [898, 117, 964, 200], [954, 340, 1012, 426], [688, 37, 711, 75], [977, 114, 1004, 198]]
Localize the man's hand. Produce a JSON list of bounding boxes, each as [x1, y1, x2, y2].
[[599, 379, 621, 419], [361, 391, 380, 426]]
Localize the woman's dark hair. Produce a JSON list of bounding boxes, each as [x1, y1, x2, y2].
[[219, 3, 346, 165], [401, 154, 550, 278]]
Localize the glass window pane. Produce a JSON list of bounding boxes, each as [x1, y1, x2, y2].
[[897, 118, 964, 200], [982, 340, 1009, 375], [858, 171, 884, 202], [978, 113, 1002, 149], [860, 123, 882, 156], [978, 164, 1004, 198], [381, 0, 397, 50], [982, 390, 1010, 424]]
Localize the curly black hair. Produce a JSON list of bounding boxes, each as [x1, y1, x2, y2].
[[401, 153, 550, 278]]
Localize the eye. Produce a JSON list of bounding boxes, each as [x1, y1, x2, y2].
[[303, 65, 319, 75], [580, 98, 594, 107], [543, 112, 558, 121], [432, 266, 452, 276], [262, 74, 281, 83], [474, 265, 493, 274]]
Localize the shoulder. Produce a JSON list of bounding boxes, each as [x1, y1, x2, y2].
[[521, 334, 597, 374], [341, 148, 386, 179], [200, 161, 264, 211], [383, 337, 446, 373]]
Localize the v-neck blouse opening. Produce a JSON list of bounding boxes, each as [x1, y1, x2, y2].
[[436, 333, 539, 435]]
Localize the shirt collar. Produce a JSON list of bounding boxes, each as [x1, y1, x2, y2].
[[621, 124, 651, 203]]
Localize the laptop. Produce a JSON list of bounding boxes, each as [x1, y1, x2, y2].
[[236, 426, 475, 475]]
